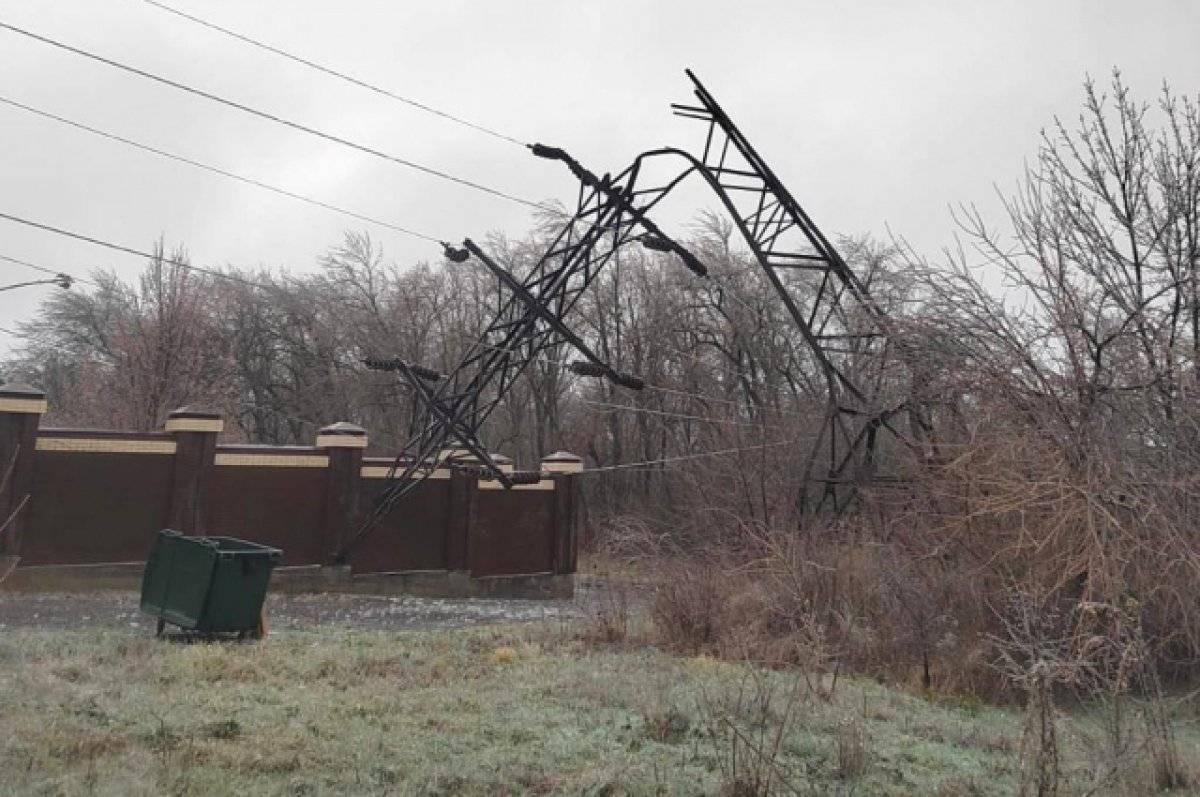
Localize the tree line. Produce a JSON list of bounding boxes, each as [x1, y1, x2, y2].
[[7, 75, 1200, 697]]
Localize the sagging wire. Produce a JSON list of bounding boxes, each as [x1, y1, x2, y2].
[[1, 253, 97, 289], [0, 95, 443, 244], [0, 21, 543, 210], [580, 399, 787, 431], [143, 0, 528, 149], [578, 439, 795, 474], [476, 341, 756, 410], [0, 211, 283, 292]]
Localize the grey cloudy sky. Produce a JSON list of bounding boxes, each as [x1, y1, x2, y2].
[[1, 0, 1198, 354]]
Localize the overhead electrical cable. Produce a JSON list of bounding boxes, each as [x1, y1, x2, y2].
[[142, 0, 527, 148], [477, 342, 762, 410], [0, 20, 543, 209], [0, 95, 442, 244], [0, 252, 94, 286], [581, 399, 786, 430], [0, 211, 279, 291], [0, 26, 814, 480], [579, 439, 795, 474]]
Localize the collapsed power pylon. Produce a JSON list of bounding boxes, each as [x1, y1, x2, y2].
[[336, 142, 708, 560], [336, 71, 903, 561], [659, 70, 905, 511]]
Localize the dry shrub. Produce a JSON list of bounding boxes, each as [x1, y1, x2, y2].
[[834, 715, 869, 780], [584, 582, 632, 644], [699, 669, 806, 796], [489, 646, 518, 665], [586, 512, 664, 566], [46, 729, 130, 760], [641, 519, 986, 697], [934, 776, 986, 796], [906, 428, 1200, 685], [640, 701, 691, 744], [649, 556, 731, 654], [608, 400, 1200, 727]]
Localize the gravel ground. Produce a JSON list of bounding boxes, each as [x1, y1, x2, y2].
[[0, 586, 604, 633]]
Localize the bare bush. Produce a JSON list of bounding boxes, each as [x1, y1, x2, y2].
[[584, 582, 632, 644], [986, 589, 1194, 794], [834, 715, 869, 781], [698, 669, 806, 796], [649, 556, 731, 654]]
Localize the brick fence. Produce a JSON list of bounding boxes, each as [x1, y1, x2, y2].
[[0, 384, 580, 598]]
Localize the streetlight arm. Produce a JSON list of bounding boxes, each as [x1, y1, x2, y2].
[[0, 274, 72, 292]]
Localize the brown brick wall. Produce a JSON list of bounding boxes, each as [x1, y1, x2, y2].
[[0, 397, 579, 580]]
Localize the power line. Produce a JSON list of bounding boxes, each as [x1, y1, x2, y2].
[[479, 341, 757, 410], [1, 252, 82, 282], [1, 242, 797, 476], [0, 254, 82, 344], [143, 0, 526, 149], [0, 94, 442, 245], [636, 379, 755, 408], [505, 340, 816, 430], [0, 211, 277, 291], [3, 222, 803, 423], [581, 399, 785, 430], [531, 346, 793, 413], [579, 439, 795, 474], [134, 3, 812, 298], [482, 339, 820, 414], [1, 253, 105, 291], [0, 20, 543, 210]]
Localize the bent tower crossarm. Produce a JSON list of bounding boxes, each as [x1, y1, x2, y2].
[[340, 71, 903, 559], [338, 148, 709, 560], [664, 70, 900, 510]]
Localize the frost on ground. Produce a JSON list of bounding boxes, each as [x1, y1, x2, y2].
[[1, 589, 1195, 794], [0, 587, 600, 633], [0, 623, 1034, 796]]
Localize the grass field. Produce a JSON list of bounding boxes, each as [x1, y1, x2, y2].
[[0, 621, 1197, 795]]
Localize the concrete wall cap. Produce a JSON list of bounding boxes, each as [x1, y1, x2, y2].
[[317, 422, 368, 448], [165, 407, 224, 433], [317, 421, 367, 436], [541, 450, 583, 473], [541, 450, 582, 463], [166, 406, 222, 420], [0, 383, 48, 414]]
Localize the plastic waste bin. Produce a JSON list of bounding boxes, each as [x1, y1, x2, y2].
[[140, 529, 282, 638]]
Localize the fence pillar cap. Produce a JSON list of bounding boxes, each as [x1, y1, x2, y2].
[[165, 406, 223, 433], [541, 450, 583, 474], [316, 421, 368, 449], [0, 383, 47, 414]]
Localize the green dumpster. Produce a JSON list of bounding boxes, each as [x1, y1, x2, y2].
[[140, 530, 282, 638]]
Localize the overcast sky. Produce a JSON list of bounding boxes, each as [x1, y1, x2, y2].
[[1, 0, 1198, 355]]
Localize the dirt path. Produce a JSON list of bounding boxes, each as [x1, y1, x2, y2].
[[0, 587, 601, 633]]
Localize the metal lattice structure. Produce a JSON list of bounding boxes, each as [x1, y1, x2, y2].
[[660, 70, 905, 511], [338, 71, 905, 560], [337, 145, 709, 560]]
